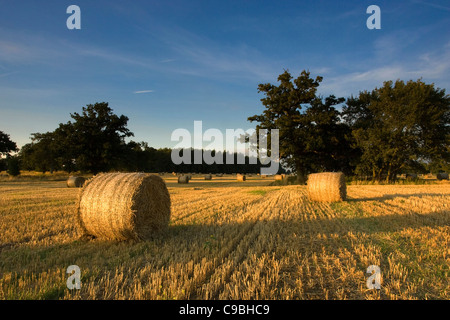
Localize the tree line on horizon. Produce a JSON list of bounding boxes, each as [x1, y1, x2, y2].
[[1, 70, 449, 182], [0, 103, 272, 176]]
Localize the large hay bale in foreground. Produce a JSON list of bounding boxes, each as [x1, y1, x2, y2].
[[178, 175, 190, 184], [67, 176, 86, 188], [237, 174, 246, 181], [77, 173, 171, 240], [437, 172, 449, 180], [307, 172, 346, 202]]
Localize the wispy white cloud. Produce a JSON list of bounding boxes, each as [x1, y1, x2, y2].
[[133, 90, 154, 94], [319, 30, 450, 97], [410, 0, 450, 12], [0, 71, 18, 78], [321, 47, 450, 97], [0, 29, 69, 65], [150, 26, 280, 82], [0, 40, 41, 63], [75, 47, 157, 69]]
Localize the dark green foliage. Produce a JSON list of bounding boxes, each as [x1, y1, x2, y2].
[[0, 158, 6, 171], [17, 103, 268, 174], [343, 79, 450, 182], [0, 130, 18, 156], [65, 102, 134, 173], [248, 70, 354, 182], [7, 156, 20, 176], [19, 103, 133, 174]]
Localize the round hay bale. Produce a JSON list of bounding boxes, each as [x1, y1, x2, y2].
[[437, 172, 449, 180], [178, 175, 190, 184], [236, 174, 246, 181], [77, 173, 170, 240], [204, 174, 212, 180], [307, 172, 346, 202], [275, 174, 283, 181], [67, 176, 86, 188]]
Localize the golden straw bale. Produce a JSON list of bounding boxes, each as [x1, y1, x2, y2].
[[77, 172, 171, 240], [236, 174, 246, 181], [67, 176, 86, 188], [437, 172, 449, 180], [178, 175, 190, 184], [307, 172, 346, 202]]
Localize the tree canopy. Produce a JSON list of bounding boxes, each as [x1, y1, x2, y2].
[[249, 71, 449, 182], [342, 79, 450, 182], [20, 102, 133, 174], [0, 130, 18, 156], [248, 70, 353, 182]]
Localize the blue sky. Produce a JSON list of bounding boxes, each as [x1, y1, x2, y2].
[[0, 0, 449, 149]]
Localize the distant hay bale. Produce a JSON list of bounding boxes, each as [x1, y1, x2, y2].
[[274, 174, 283, 181], [67, 176, 86, 188], [204, 174, 212, 180], [178, 175, 190, 184], [237, 174, 246, 181], [77, 173, 171, 240], [172, 172, 177, 176], [437, 172, 449, 180], [307, 172, 346, 202]]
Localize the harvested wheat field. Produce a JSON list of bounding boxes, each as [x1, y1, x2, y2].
[[0, 176, 449, 300]]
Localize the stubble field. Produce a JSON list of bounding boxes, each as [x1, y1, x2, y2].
[[0, 175, 449, 300]]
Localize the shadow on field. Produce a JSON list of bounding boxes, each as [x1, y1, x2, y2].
[[1, 205, 448, 300], [348, 193, 446, 202], [2, 208, 448, 256]]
